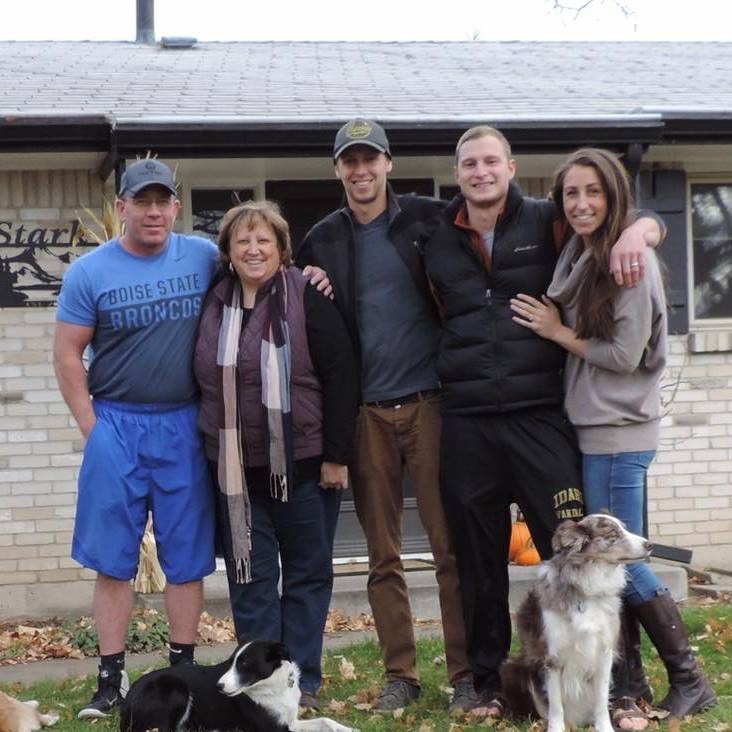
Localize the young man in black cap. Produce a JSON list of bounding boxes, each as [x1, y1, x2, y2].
[[297, 120, 476, 714], [54, 159, 220, 718]]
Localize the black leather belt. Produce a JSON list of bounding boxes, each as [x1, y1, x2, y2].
[[365, 389, 439, 409]]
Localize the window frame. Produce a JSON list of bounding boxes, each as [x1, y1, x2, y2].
[[687, 175, 732, 330]]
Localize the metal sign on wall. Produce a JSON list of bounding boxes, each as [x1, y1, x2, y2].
[[0, 219, 93, 307]]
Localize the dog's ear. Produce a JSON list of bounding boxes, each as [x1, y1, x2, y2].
[[267, 641, 291, 662], [552, 519, 589, 554]]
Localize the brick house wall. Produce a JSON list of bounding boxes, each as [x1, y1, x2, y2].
[[1, 165, 731, 619], [648, 337, 732, 559], [0, 168, 102, 618]]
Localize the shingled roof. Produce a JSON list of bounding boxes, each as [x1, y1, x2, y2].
[[1, 40, 731, 156]]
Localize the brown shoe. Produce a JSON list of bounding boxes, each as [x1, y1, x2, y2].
[[611, 696, 649, 731], [299, 691, 320, 711]]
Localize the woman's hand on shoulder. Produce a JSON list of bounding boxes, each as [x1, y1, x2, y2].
[[320, 461, 349, 490]]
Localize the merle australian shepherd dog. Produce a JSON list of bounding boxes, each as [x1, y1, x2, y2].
[[120, 639, 356, 732], [500, 514, 652, 732]]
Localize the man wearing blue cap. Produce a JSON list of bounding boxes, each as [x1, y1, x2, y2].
[[54, 159, 219, 719]]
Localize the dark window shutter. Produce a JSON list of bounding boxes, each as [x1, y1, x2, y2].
[[638, 170, 688, 334]]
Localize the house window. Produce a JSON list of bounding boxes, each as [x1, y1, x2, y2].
[[191, 188, 255, 240], [266, 178, 435, 252], [690, 183, 732, 320]]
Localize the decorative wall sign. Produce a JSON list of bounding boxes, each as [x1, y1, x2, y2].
[[0, 219, 93, 307]]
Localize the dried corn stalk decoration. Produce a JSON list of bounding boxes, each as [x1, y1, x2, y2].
[[134, 514, 166, 594]]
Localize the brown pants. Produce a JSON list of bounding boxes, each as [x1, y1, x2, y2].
[[351, 394, 470, 686]]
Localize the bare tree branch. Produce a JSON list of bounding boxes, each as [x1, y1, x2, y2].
[[551, 0, 634, 22]]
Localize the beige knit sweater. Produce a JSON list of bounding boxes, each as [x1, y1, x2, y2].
[[547, 236, 668, 455]]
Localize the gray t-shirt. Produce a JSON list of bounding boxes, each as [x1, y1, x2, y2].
[[482, 230, 495, 260], [353, 211, 440, 403]]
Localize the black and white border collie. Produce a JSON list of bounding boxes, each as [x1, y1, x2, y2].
[[500, 514, 652, 732], [120, 639, 356, 732]]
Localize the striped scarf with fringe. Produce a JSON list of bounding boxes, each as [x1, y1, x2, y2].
[[216, 268, 293, 584]]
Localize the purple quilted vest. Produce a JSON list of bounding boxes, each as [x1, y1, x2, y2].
[[194, 267, 323, 465]]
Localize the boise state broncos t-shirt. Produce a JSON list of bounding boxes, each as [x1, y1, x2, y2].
[[57, 233, 218, 403]]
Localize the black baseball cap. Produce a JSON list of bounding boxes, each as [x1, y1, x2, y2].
[[118, 159, 177, 198], [333, 119, 391, 160]]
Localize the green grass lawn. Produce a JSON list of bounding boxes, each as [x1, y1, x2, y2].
[[1, 603, 730, 731]]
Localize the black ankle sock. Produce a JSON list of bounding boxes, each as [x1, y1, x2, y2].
[[100, 651, 125, 673], [169, 642, 195, 665]]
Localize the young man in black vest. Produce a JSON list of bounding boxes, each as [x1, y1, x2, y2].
[[423, 126, 663, 720], [296, 119, 476, 714]]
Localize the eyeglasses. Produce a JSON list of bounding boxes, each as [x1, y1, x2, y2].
[[129, 196, 176, 210]]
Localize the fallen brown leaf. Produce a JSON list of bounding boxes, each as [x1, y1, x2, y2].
[[337, 655, 357, 680], [324, 609, 375, 633], [327, 699, 347, 713]]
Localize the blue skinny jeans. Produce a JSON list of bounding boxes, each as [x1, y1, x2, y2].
[[582, 450, 665, 607]]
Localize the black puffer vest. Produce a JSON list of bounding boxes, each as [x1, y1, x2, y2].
[[424, 184, 566, 416]]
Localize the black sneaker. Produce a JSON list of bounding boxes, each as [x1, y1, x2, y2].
[[449, 677, 479, 715], [373, 679, 421, 712], [77, 668, 129, 719]]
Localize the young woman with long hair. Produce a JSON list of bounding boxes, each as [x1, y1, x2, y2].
[[510, 148, 716, 729]]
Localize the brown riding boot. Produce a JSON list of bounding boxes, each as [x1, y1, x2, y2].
[[623, 605, 653, 704], [634, 591, 717, 718], [610, 605, 651, 729]]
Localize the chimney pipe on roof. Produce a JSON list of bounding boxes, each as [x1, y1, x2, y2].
[[136, 0, 155, 44]]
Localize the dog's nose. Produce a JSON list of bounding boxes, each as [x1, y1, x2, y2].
[[644, 540, 653, 554], [216, 680, 225, 691]]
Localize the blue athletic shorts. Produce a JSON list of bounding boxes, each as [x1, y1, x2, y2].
[[72, 399, 216, 584]]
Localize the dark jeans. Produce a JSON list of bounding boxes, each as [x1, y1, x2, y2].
[[226, 477, 341, 695], [440, 406, 584, 695]]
